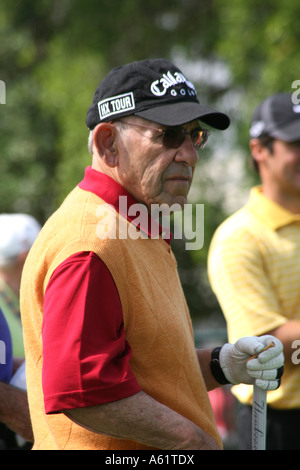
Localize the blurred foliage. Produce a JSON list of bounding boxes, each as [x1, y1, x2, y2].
[[1, 0, 300, 320], [215, 0, 300, 167]]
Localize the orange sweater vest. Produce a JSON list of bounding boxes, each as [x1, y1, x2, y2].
[[20, 186, 221, 450]]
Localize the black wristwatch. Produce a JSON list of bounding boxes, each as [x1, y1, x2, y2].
[[210, 347, 230, 385]]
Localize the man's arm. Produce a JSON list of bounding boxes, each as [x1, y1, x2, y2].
[[64, 336, 283, 449], [196, 348, 221, 391], [0, 382, 33, 442], [64, 390, 220, 450]]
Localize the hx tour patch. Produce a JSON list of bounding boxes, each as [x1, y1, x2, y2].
[[98, 92, 135, 120]]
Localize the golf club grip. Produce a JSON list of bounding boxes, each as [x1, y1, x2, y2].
[[251, 342, 274, 450], [252, 385, 267, 450]]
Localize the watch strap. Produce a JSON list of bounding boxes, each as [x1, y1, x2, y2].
[[210, 346, 230, 385]]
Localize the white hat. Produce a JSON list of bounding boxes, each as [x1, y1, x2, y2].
[[0, 213, 41, 265]]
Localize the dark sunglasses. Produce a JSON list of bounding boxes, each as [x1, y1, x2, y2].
[[115, 120, 210, 150]]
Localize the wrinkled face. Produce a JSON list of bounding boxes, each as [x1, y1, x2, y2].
[[113, 117, 201, 210]]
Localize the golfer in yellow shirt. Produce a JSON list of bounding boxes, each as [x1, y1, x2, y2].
[[208, 93, 300, 450]]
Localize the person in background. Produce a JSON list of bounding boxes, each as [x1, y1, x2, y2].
[[0, 213, 40, 448], [208, 92, 300, 450]]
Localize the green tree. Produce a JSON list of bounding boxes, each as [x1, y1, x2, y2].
[[215, 0, 300, 153], [2, 1, 299, 321], [0, 0, 228, 321], [0, 0, 225, 220]]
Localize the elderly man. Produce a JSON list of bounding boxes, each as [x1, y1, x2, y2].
[[20, 59, 283, 450]]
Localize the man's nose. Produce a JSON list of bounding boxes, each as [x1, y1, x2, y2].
[[174, 137, 200, 166]]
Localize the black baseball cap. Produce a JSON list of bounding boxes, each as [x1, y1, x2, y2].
[[249, 92, 300, 141], [86, 58, 230, 130]]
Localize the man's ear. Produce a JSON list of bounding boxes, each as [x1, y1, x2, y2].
[[249, 138, 267, 167], [93, 123, 119, 167]]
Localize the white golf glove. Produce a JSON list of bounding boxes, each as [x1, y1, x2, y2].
[[219, 335, 284, 390]]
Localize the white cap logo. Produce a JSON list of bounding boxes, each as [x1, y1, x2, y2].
[[250, 121, 265, 138], [150, 71, 196, 97], [293, 104, 300, 113]]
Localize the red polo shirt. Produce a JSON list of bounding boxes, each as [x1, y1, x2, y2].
[[43, 167, 170, 414]]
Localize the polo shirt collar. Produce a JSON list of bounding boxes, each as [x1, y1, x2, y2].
[[247, 186, 300, 230], [78, 166, 171, 243]]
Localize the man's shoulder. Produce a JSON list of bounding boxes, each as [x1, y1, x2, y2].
[[213, 205, 256, 244]]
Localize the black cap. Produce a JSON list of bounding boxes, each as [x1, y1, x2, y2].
[[250, 92, 300, 141], [86, 58, 230, 130]]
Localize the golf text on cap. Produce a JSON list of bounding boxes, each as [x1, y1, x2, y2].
[[150, 70, 197, 97], [98, 92, 135, 120]]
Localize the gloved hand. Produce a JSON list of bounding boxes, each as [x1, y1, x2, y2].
[[219, 335, 284, 390]]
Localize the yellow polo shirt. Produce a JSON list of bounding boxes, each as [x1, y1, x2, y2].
[[208, 186, 300, 409]]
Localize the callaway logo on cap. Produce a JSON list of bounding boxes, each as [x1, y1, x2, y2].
[[86, 58, 230, 130]]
